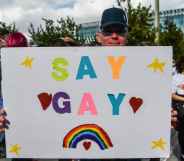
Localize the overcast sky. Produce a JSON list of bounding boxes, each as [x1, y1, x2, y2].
[[0, 0, 184, 34]]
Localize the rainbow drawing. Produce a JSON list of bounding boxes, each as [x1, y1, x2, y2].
[[63, 124, 113, 150]]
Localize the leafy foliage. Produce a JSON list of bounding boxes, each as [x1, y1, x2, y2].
[[160, 20, 184, 61], [0, 21, 17, 36], [127, 3, 155, 45], [28, 17, 84, 46]]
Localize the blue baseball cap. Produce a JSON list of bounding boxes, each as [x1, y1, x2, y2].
[[100, 7, 128, 31]]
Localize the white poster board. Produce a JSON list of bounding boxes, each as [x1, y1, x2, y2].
[[1, 47, 172, 158]]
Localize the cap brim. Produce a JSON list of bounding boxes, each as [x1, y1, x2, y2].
[[101, 22, 127, 29]]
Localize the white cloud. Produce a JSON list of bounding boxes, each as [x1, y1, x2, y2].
[[60, 0, 115, 23], [0, 7, 23, 22], [0, 0, 183, 34], [160, 0, 184, 10]]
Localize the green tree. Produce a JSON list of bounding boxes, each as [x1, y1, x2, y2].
[[127, 2, 184, 60], [160, 20, 184, 61], [127, 3, 155, 45], [0, 21, 17, 36], [28, 17, 84, 46], [85, 35, 98, 46]]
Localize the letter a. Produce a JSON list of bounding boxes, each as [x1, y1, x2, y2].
[[78, 93, 97, 115], [76, 56, 97, 80], [107, 56, 126, 79]]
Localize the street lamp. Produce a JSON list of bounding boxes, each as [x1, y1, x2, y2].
[[116, 0, 128, 9], [155, 0, 160, 44], [116, 0, 129, 14]]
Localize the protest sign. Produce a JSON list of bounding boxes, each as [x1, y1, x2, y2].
[[1, 47, 172, 158]]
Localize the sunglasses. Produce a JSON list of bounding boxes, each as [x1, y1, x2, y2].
[[101, 25, 127, 36]]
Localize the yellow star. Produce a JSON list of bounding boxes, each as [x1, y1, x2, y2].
[[20, 56, 34, 69], [9, 144, 21, 156], [147, 58, 165, 73], [151, 138, 166, 151]]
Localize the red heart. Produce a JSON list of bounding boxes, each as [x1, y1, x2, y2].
[[83, 141, 91, 150], [37, 93, 52, 110], [129, 97, 143, 113]]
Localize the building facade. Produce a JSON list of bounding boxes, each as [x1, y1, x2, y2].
[[79, 21, 99, 40], [160, 8, 184, 32]]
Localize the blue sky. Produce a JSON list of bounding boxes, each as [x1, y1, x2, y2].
[[0, 0, 183, 34]]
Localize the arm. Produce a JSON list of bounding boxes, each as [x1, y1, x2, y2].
[[63, 37, 79, 46], [171, 108, 178, 128], [172, 93, 184, 102], [0, 38, 6, 48], [0, 109, 9, 132]]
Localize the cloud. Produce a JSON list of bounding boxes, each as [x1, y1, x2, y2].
[[0, 0, 14, 8], [50, 0, 76, 9], [59, 0, 115, 23], [160, 0, 184, 10], [0, 0, 183, 35]]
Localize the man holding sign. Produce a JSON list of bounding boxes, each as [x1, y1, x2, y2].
[[0, 6, 178, 161]]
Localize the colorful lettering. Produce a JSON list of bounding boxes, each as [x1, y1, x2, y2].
[[52, 92, 71, 114], [107, 93, 126, 115], [76, 56, 97, 80], [51, 57, 69, 81], [107, 56, 126, 79], [78, 93, 97, 115]]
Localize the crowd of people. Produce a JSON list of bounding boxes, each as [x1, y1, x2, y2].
[[172, 56, 184, 161], [0, 6, 182, 161]]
